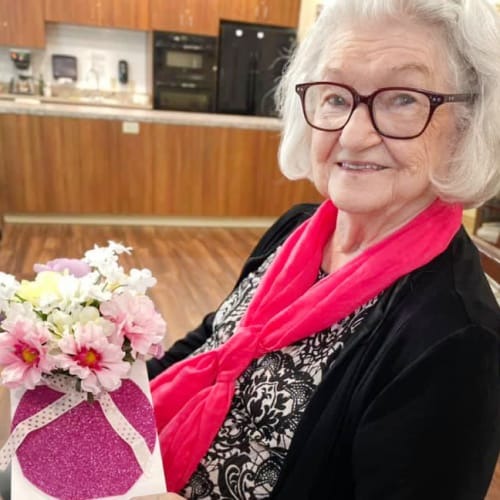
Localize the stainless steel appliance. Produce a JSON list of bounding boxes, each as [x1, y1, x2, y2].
[[217, 22, 296, 116], [52, 54, 78, 82], [9, 49, 36, 95], [153, 31, 217, 112]]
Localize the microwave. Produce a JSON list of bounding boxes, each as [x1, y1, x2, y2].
[[153, 32, 217, 112]]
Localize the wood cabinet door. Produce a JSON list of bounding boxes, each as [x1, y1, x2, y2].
[[78, 118, 113, 214], [150, 0, 184, 32], [253, 130, 323, 216], [98, 0, 151, 30], [108, 120, 154, 214], [45, 0, 100, 26], [0, 115, 81, 213], [220, 0, 300, 28], [185, 0, 219, 36], [260, 0, 301, 28], [0, 0, 45, 48], [151, 0, 219, 35], [151, 123, 322, 217], [46, 0, 150, 30], [151, 124, 261, 216], [78, 118, 154, 214], [0, 1, 10, 47], [219, 0, 260, 24]]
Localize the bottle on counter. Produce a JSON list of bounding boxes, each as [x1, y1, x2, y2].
[[38, 74, 44, 96], [44, 81, 52, 97]]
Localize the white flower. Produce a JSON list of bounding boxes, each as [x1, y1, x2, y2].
[[47, 306, 115, 339], [2, 302, 39, 330], [0, 240, 166, 396], [106, 241, 132, 255], [124, 268, 157, 294], [78, 271, 113, 302], [0, 273, 20, 312]]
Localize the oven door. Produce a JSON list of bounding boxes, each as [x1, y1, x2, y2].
[[154, 83, 215, 112], [154, 34, 217, 82], [158, 48, 205, 72]]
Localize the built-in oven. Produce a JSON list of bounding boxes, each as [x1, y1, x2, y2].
[[153, 32, 217, 112], [155, 82, 216, 113]]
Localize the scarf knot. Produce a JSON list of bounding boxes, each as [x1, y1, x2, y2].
[[216, 326, 263, 382]]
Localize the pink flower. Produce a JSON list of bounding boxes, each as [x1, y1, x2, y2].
[[0, 320, 54, 389], [34, 258, 91, 278], [100, 292, 166, 357], [57, 323, 131, 395], [148, 342, 165, 359]]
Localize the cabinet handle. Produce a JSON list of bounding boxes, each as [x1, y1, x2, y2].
[[189, 15, 193, 27], [180, 13, 185, 26], [255, 3, 260, 19]]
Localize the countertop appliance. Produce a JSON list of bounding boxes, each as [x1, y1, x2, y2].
[[118, 60, 129, 85], [217, 22, 296, 117], [9, 49, 36, 95], [52, 54, 78, 82], [153, 31, 217, 112]]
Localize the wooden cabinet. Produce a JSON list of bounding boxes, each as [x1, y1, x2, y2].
[[45, 0, 101, 27], [151, 124, 261, 216], [150, 0, 220, 36], [151, 124, 321, 217], [150, 0, 300, 35], [44, 0, 301, 33], [71, 119, 151, 215], [0, 115, 81, 213], [0, 113, 322, 216], [0, 0, 45, 48], [220, 0, 301, 28], [101, 0, 150, 30], [44, 0, 150, 30]]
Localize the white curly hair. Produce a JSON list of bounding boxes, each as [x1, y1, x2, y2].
[[276, 0, 500, 208]]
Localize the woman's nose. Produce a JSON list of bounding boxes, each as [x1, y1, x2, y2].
[[338, 103, 382, 150]]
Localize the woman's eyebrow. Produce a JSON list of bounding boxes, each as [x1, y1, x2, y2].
[[389, 63, 431, 77], [320, 63, 431, 81]]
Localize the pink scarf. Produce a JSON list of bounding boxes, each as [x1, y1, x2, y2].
[[151, 199, 462, 492]]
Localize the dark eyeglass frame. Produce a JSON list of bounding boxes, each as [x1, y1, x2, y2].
[[295, 81, 475, 140]]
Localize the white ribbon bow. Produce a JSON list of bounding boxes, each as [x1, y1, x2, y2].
[[0, 374, 152, 474]]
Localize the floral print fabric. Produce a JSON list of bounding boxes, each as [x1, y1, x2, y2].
[[182, 255, 378, 500]]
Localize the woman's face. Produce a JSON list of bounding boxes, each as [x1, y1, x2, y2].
[[310, 19, 460, 220]]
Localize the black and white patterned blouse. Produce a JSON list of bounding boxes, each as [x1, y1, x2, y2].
[[181, 252, 379, 500]]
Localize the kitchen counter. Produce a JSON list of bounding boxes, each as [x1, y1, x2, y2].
[[0, 96, 282, 131], [0, 96, 316, 219]]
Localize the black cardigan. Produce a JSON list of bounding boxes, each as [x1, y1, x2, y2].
[[148, 204, 500, 500]]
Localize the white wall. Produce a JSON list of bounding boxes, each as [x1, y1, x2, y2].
[[298, 0, 500, 41], [0, 23, 149, 94], [298, 0, 324, 41]]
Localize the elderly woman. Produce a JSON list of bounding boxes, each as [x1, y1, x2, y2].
[[148, 0, 500, 499]]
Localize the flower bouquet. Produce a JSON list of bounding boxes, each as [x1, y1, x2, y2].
[[0, 242, 168, 500]]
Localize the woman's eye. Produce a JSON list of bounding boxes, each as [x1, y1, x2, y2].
[[325, 94, 347, 107], [392, 93, 417, 106]]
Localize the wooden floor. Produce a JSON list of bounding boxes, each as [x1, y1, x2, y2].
[[0, 222, 498, 499]]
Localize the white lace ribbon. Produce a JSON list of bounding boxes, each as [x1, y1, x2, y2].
[[0, 374, 152, 473]]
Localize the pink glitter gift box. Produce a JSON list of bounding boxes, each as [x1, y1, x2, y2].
[[9, 360, 167, 500]]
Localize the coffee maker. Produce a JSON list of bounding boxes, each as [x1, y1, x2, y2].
[[9, 49, 36, 95]]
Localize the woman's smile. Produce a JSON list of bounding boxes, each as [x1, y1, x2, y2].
[[337, 161, 389, 172]]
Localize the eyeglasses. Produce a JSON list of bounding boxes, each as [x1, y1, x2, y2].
[[295, 82, 475, 140]]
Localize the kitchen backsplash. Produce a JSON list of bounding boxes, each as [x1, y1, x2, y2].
[[0, 23, 149, 95]]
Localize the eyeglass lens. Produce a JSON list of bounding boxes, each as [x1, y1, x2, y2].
[[303, 83, 431, 138]]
